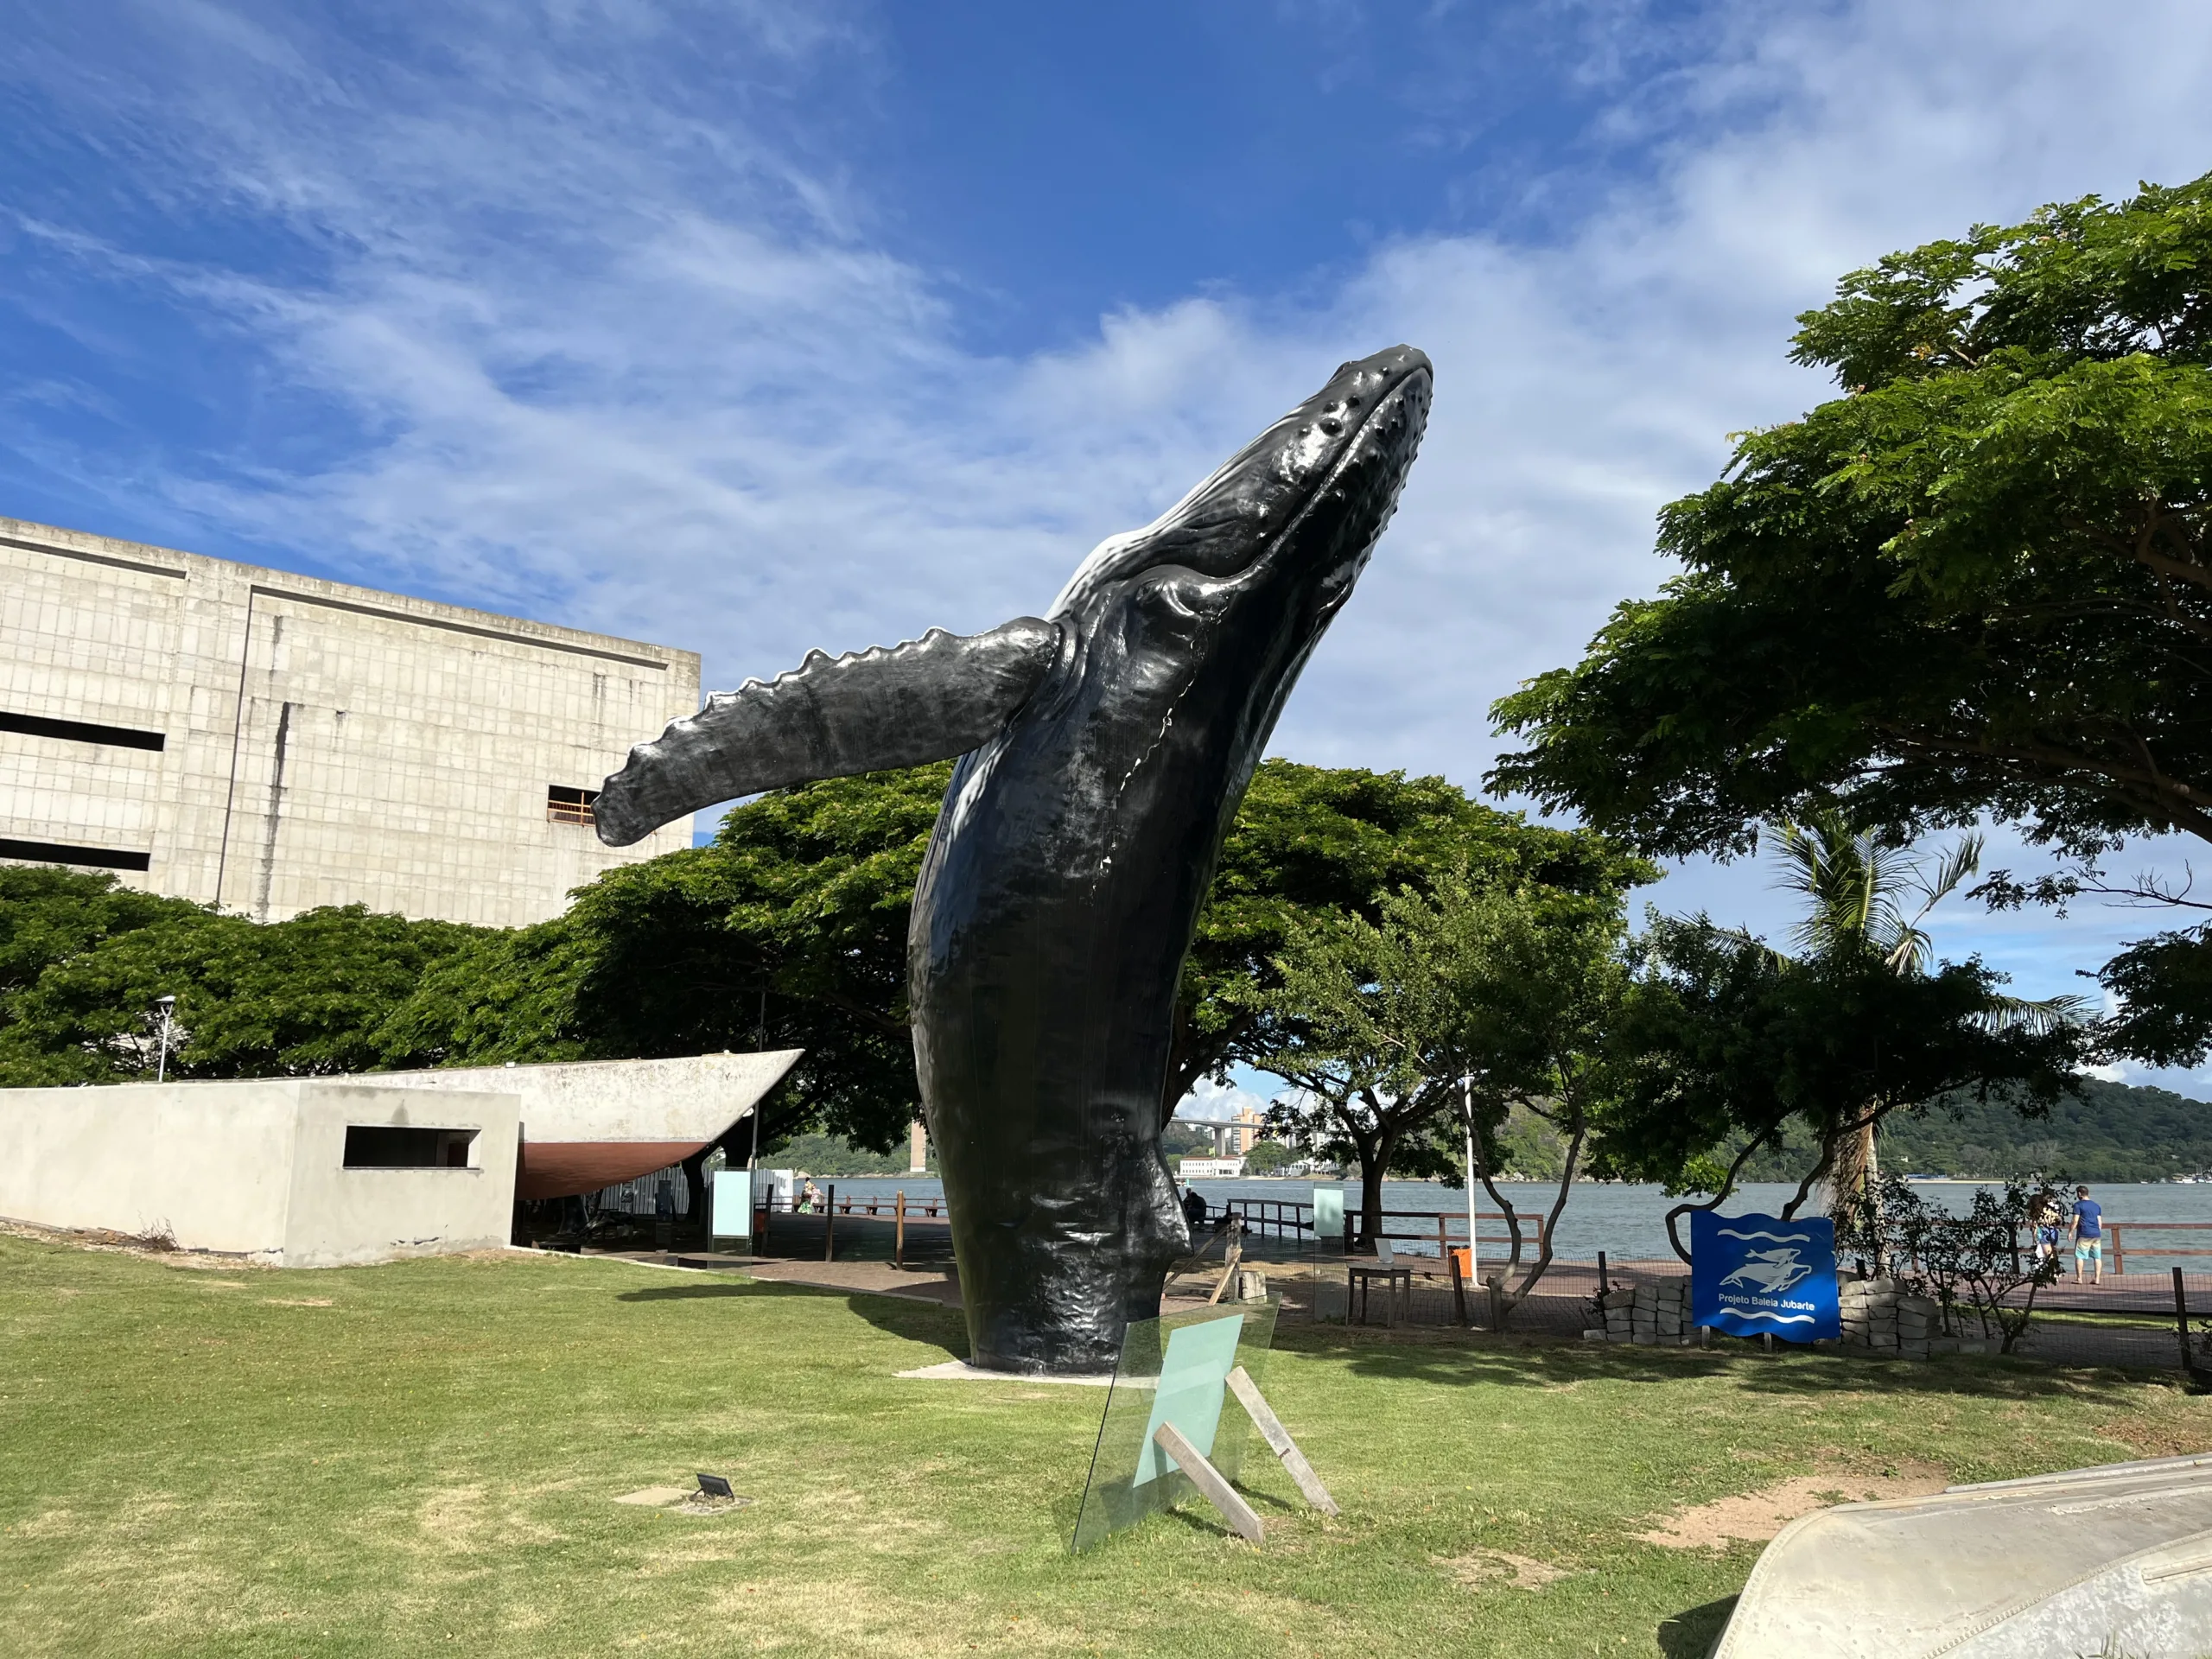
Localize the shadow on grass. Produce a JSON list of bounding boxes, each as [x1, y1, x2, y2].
[[1657, 1597, 1737, 1658], [1270, 1320, 2175, 1408], [607, 1275, 2170, 1411], [613, 1276, 969, 1359]]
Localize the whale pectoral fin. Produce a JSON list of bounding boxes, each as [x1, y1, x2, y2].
[[594, 617, 1060, 846]]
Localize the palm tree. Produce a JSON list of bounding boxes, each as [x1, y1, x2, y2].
[[1764, 808, 2085, 1229]]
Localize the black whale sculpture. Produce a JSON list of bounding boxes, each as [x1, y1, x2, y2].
[[596, 345, 1433, 1372]]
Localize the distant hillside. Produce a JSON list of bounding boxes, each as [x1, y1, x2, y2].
[[762, 1133, 923, 1177], [1735, 1078, 2212, 1185]]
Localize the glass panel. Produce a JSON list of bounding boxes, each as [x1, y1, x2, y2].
[[1070, 1300, 1278, 1552], [710, 1168, 753, 1240], [1312, 1187, 1344, 1238]]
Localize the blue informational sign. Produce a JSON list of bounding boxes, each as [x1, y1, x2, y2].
[[1691, 1210, 1840, 1341]]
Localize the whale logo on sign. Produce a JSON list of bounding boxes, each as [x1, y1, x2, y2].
[[1691, 1211, 1840, 1341]]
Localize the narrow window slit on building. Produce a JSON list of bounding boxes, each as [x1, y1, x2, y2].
[[546, 785, 600, 826], [0, 837, 152, 872], [0, 709, 166, 750], [342, 1126, 479, 1169]]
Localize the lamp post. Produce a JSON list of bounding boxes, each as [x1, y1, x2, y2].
[[1462, 1074, 1479, 1287], [153, 994, 176, 1084]]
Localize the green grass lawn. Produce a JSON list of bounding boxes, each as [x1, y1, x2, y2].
[[4, 1234, 2208, 1658]]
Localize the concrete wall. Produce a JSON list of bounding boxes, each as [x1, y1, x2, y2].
[[0, 516, 701, 927], [0, 1079, 519, 1267], [282, 1084, 519, 1267], [0, 1081, 303, 1259]]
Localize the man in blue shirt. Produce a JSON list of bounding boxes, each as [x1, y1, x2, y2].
[[2070, 1185, 2104, 1286]]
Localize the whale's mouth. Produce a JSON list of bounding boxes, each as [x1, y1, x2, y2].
[[1254, 359, 1432, 603], [1049, 345, 1434, 616]]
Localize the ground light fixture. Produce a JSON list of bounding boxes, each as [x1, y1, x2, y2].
[[696, 1473, 734, 1500]]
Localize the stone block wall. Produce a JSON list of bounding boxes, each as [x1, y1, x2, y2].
[[1840, 1277, 1990, 1357], [1596, 1279, 1693, 1344]]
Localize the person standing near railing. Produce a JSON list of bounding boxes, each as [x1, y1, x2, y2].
[[1181, 1185, 1208, 1236], [2069, 1185, 2104, 1286], [2031, 1189, 2064, 1272]]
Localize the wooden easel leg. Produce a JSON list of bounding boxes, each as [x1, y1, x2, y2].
[[1208, 1240, 1244, 1306], [1154, 1423, 1265, 1542], [1225, 1365, 1340, 1516]]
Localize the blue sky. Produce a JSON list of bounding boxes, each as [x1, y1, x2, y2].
[[6, 1, 2212, 1094]]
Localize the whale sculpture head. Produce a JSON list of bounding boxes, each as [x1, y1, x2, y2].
[[597, 346, 1432, 1371], [1051, 346, 1432, 620]]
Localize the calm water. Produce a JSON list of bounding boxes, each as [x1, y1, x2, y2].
[[796, 1173, 2212, 1265]]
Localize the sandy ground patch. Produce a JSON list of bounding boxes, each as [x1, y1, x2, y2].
[[1640, 1465, 1948, 1548], [1438, 1548, 1570, 1588]]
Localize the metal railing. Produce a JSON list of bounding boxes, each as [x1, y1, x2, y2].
[[2102, 1222, 2212, 1274], [1220, 1197, 1544, 1261]]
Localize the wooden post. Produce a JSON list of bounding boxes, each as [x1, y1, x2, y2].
[[1448, 1237, 1469, 1328], [1207, 1217, 1245, 1306], [1435, 1211, 1449, 1271], [2175, 1268, 2194, 1376], [1154, 1421, 1264, 1543], [2112, 1224, 2126, 1275], [823, 1184, 836, 1262], [1226, 1365, 1338, 1515], [1598, 1249, 1609, 1296], [895, 1190, 906, 1271]]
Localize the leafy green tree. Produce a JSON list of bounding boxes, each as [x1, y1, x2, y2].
[[1161, 1122, 1214, 1158], [1176, 760, 1649, 1111], [1761, 810, 2083, 1220], [2096, 926, 2212, 1068], [763, 1132, 919, 1177], [1598, 912, 2089, 1261], [1488, 173, 2212, 1056], [0, 868, 203, 1021], [1242, 1139, 1295, 1174], [1249, 872, 1634, 1313], [0, 898, 481, 1084]]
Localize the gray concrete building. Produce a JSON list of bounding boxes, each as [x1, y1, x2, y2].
[[0, 1052, 799, 1266], [1, 515, 700, 926]]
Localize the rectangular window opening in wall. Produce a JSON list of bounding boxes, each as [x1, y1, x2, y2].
[[547, 785, 600, 826], [0, 709, 166, 751], [0, 837, 153, 872], [342, 1126, 480, 1169]]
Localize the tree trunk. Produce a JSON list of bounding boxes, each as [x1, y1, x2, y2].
[[680, 1147, 712, 1233], [1827, 1116, 1876, 1230], [1468, 1117, 1527, 1273], [1503, 1115, 1588, 1318], [1662, 1125, 1781, 1262], [1326, 1095, 1389, 1252]]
